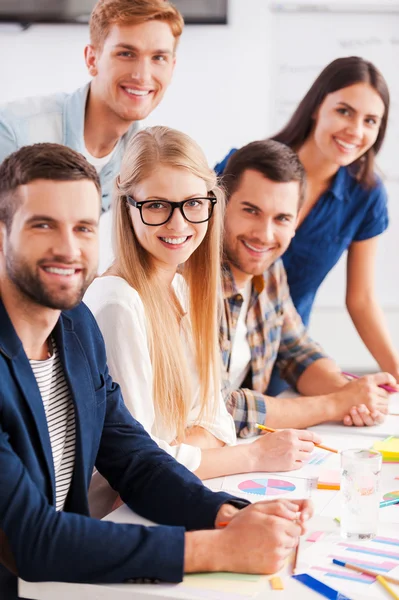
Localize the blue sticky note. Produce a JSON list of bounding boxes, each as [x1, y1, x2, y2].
[[293, 573, 352, 599]]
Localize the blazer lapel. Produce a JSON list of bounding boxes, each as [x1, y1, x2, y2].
[[0, 300, 55, 504], [53, 314, 96, 505]]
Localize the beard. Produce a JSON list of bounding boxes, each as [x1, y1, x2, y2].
[[5, 249, 96, 311]]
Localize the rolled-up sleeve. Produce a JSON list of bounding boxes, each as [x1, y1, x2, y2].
[[223, 383, 267, 438], [187, 389, 237, 446]]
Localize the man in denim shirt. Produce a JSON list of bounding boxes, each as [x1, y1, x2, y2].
[[0, 0, 182, 212]]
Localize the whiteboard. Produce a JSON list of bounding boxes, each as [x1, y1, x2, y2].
[[270, 2, 399, 308]]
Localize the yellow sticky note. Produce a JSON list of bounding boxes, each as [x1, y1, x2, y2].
[[270, 576, 284, 590], [373, 437, 399, 461]]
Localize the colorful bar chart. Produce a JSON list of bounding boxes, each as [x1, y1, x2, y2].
[[308, 451, 329, 466], [312, 566, 374, 584], [301, 532, 399, 600], [374, 536, 399, 547], [338, 543, 399, 560], [329, 555, 398, 573]]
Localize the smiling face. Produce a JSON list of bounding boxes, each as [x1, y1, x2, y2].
[[310, 82, 385, 167], [1, 179, 100, 310], [224, 169, 299, 286], [127, 165, 209, 276], [86, 21, 176, 124]]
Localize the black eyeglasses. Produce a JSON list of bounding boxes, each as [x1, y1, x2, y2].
[[126, 194, 217, 226]]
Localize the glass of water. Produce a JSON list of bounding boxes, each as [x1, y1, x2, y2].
[[340, 448, 382, 540]]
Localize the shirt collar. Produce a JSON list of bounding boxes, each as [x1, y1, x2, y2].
[[222, 261, 265, 299], [63, 82, 140, 155], [329, 167, 349, 202], [63, 83, 90, 152]]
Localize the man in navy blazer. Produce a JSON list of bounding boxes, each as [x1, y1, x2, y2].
[[0, 143, 312, 600]]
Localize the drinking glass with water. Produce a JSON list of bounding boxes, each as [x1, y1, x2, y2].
[[340, 448, 382, 540]]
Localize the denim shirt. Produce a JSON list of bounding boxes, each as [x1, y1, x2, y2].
[[0, 84, 140, 211]]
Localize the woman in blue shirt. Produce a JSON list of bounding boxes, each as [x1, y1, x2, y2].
[[216, 57, 399, 417]]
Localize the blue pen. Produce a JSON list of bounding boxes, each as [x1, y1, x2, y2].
[[293, 573, 352, 599]]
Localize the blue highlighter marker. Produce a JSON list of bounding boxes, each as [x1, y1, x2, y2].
[[380, 497, 399, 508], [293, 573, 352, 599]]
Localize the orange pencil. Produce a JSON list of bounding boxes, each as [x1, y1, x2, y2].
[[255, 423, 338, 454]]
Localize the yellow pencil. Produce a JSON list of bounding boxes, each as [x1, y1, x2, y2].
[[255, 423, 339, 454], [376, 575, 399, 600]]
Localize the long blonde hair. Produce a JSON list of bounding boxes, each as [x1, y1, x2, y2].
[[111, 126, 224, 438]]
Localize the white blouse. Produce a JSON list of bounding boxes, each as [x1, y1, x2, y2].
[[83, 275, 236, 471]]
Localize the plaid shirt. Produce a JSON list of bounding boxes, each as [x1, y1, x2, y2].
[[220, 260, 327, 437]]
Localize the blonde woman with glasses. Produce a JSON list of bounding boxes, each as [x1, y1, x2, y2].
[[84, 126, 320, 478]]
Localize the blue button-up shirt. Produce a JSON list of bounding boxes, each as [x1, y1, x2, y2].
[[216, 150, 389, 326], [283, 166, 388, 326], [0, 84, 140, 211]]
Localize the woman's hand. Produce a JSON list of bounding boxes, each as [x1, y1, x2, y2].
[[251, 429, 322, 472]]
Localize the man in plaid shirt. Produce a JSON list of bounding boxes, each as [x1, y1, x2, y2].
[[220, 140, 395, 437]]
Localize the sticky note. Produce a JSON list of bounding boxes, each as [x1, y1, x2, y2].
[[373, 437, 399, 461], [306, 531, 325, 542], [317, 469, 340, 489], [270, 576, 284, 590]]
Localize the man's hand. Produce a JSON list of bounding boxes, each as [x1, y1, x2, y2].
[[331, 373, 396, 426], [218, 499, 312, 574], [214, 503, 240, 528], [343, 404, 386, 427], [250, 429, 322, 472], [185, 499, 313, 576]]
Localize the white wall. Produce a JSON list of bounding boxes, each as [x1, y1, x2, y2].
[[0, 0, 273, 166], [0, 0, 397, 369]]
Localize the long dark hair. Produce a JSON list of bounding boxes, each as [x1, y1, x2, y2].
[[273, 56, 390, 188]]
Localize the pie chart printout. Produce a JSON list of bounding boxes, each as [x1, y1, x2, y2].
[[238, 478, 296, 497]]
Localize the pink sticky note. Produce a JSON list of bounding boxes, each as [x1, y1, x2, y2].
[[306, 531, 325, 543]]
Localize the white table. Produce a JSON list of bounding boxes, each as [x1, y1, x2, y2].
[[19, 398, 399, 600], [19, 508, 333, 600]]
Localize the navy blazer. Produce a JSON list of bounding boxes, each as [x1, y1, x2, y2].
[[0, 299, 239, 599]]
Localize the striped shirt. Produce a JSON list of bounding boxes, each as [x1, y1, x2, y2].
[[30, 342, 76, 511], [220, 259, 327, 438]]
